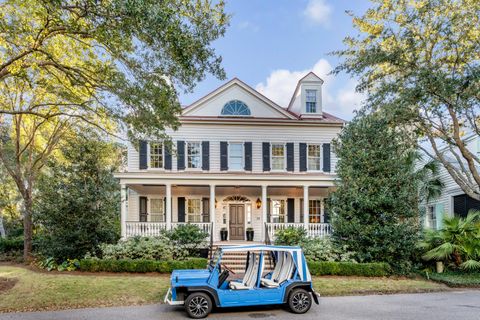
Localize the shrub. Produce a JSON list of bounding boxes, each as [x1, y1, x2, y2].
[[425, 271, 480, 287], [0, 236, 23, 253], [78, 258, 208, 273], [274, 227, 308, 246], [308, 261, 391, 277], [165, 224, 209, 257], [302, 238, 356, 262]]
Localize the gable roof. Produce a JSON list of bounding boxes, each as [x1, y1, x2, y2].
[[287, 71, 324, 111], [182, 78, 297, 120]]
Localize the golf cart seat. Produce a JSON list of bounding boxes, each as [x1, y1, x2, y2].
[[261, 251, 285, 288], [229, 253, 259, 290], [261, 251, 294, 288]]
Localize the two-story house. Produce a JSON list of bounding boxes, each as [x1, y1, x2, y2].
[[115, 72, 345, 242]]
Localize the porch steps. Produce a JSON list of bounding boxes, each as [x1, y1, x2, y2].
[[210, 244, 274, 273]]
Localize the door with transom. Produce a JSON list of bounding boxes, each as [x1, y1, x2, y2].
[[229, 204, 245, 240]]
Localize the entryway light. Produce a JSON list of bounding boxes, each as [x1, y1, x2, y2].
[[256, 198, 262, 209]]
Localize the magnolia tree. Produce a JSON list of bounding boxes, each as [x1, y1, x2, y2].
[[333, 0, 480, 200], [0, 0, 228, 259]]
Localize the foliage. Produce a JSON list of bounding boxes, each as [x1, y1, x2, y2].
[[99, 236, 187, 261], [34, 137, 120, 262], [307, 261, 392, 277], [78, 258, 208, 273], [424, 271, 480, 287], [274, 227, 308, 246], [302, 238, 356, 263], [330, 112, 421, 274], [418, 211, 480, 271], [164, 224, 209, 257], [333, 0, 480, 200], [0, 236, 23, 253]]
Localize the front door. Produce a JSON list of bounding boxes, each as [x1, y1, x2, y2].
[[229, 204, 245, 240]]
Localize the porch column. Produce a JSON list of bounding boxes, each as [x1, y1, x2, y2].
[[166, 184, 172, 230], [261, 185, 268, 241], [210, 184, 215, 239], [303, 185, 309, 233], [120, 184, 127, 239]]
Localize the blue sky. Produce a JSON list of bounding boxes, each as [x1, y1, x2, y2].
[[180, 0, 372, 120]]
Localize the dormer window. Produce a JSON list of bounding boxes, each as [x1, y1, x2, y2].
[[221, 100, 251, 116], [305, 90, 317, 113]]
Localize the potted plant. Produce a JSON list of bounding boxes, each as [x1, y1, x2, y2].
[[220, 227, 228, 241], [246, 227, 254, 241]]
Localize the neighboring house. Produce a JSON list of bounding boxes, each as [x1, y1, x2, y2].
[[422, 135, 480, 230], [114, 72, 345, 242]]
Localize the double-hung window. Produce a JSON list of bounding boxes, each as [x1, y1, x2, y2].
[[229, 143, 244, 171], [271, 143, 286, 171], [307, 144, 321, 171], [149, 142, 163, 168], [270, 199, 286, 223], [187, 142, 201, 169], [427, 206, 436, 229], [306, 89, 317, 113], [309, 199, 322, 223], [187, 199, 202, 223], [150, 198, 165, 222]]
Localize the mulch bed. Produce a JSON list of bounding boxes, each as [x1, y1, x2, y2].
[[0, 277, 18, 294]]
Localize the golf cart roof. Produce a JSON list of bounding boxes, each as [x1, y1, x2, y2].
[[219, 245, 302, 253]]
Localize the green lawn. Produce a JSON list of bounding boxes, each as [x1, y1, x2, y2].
[[0, 265, 448, 312]]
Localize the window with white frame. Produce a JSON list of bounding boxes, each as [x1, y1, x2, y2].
[[229, 142, 243, 170], [308, 144, 321, 171], [150, 198, 165, 222], [149, 142, 163, 168], [187, 199, 202, 223], [427, 205, 436, 229], [270, 199, 286, 223], [271, 143, 286, 171], [187, 142, 201, 169], [306, 89, 317, 113], [309, 199, 322, 223]]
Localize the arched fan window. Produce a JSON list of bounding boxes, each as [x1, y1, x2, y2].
[[221, 100, 251, 116], [223, 195, 250, 202]]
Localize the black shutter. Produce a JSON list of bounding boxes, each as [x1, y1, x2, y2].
[[262, 142, 270, 172], [178, 197, 186, 222], [299, 143, 307, 172], [244, 142, 252, 171], [267, 198, 271, 222], [287, 198, 295, 223], [202, 141, 210, 171], [164, 145, 172, 170], [139, 140, 148, 170], [202, 197, 210, 223], [177, 141, 185, 170], [139, 196, 148, 222], [220, 141, 228, 171], [323, 143, 331, 172], [323, 199, 330, 223], [286, 143, 294, 172]]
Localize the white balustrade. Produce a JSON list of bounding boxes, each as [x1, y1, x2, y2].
[[171, 222, 212, 235], [266, 223, 332, 240], [125, 222, 212, 238]]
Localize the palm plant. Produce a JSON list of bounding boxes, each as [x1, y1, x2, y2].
[[406, 151, 444, 203], [418, 211, 480, 271]]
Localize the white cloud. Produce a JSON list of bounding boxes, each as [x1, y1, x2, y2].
[[255, 59, 364, 120], [238, 21, 259, 32], [303, 0, 333, 27]]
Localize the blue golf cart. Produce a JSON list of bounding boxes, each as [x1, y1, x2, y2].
[[164, 245, 319, 318]]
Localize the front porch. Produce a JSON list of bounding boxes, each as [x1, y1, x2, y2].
[[120, 182, 334, 242]]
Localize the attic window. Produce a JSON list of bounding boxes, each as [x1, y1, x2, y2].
[[221, 100, 251, 116]]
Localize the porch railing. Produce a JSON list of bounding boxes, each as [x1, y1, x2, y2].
[[265, 222, 332, 240], [125, 222, 213, 238]]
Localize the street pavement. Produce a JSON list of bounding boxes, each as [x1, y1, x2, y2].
[[1, 290, 479, 320]]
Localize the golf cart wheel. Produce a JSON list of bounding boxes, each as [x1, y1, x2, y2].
[[288, 288, 312, 314], [185, 292, 212, 319]]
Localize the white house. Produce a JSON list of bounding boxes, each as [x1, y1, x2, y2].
[[422, 135, 480, 229], [114, 72, 345, 243]]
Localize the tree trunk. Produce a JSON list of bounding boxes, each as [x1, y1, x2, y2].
[[0, 209, 6, 238], [22, 192, 33, 262]]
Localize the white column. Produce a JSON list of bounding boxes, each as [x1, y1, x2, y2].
[[261, 185, 268, 242], [120, 184, 127, 239], [210, 184, 215, 240], [303, 185, 309, 234], [166, 184, 172, 230]]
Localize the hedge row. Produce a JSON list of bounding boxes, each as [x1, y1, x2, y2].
[[308, 261, 392, 277], [78, 258, 208, 273], [0, 237, 23, 253]]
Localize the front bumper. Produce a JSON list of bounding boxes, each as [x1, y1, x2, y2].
[[164, 287, 185, 306]]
